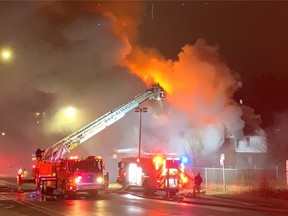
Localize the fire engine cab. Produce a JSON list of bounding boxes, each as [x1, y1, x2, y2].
[[58, 156, 106, 197], [32, 155, 106, 198], [117, 156, 189, 196]]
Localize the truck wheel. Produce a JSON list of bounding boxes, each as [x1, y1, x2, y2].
[[143, 181, 155, 196], [89, 190, 98, 199], [61, 182, 76, 200], [64, 191, 76, 200], [45, 187, 55, 196], [169, 190, 177, 197]]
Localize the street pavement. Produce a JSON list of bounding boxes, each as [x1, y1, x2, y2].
[[108, 182, 288, 213], [1, 181, 288, 215]]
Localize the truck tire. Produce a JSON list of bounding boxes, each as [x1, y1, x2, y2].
[[143, 180, 155, 196], [61, 181, 76, 200], [64, 191, 76, 200], [169, 190, 177, 197], [89, 190, 98, 199]]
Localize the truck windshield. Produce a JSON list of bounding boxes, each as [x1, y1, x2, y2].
[[69, 160, 102, 172]]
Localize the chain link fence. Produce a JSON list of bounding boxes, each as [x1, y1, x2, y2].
[[187, 166, 287, 193]]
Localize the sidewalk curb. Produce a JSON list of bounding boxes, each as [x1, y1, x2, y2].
[[181, 197, 288, 213]]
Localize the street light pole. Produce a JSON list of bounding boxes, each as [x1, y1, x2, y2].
[[135, 107, 148, 160]]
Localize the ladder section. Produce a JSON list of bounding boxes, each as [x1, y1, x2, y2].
[[42, 84, 164, 162]]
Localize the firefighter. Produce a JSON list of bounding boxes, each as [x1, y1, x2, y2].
[[193, 172, 202, 196], [35, 147, 45, 163]]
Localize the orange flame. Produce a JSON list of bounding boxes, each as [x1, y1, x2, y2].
[[125, 40, 240, 125]]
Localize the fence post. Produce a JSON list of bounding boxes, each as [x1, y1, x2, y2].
[[248, 169, 251, 192], [220, 154, 226, 191], [222, 163, 226, 191], [286, 160, 288, 185], [205, 168, 208, 191]]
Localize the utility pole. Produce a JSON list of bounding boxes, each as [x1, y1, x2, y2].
[[135, 107, 148, 161]]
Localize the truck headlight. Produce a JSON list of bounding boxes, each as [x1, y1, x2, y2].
[[74, 176, 82, 184], [96, 177, 103, 183]]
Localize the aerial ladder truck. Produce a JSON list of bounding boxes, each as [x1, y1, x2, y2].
[[17, 84, 165, 198]]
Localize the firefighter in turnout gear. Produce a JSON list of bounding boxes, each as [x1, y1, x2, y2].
[[193, 172, 202, 196], [35, 148, 45, 163]]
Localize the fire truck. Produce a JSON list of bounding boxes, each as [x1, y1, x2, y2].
[[17, 84, 165, 198], [116, 155, 189, 196], [30, 155, 106, 198]]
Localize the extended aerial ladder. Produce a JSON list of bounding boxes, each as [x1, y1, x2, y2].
[[42, 84, 165, 162]]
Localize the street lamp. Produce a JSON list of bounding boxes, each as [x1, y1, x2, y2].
[[135, 107, 148, 160], [0, 48, 13, 63], [65, 106, 76, 118]]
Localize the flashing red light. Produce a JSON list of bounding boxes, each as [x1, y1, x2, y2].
[[153, 156, 164, 170], [182, 177, 188, 183], [74, 176, 82, 184], [17, 169, 23, 175], [153, 156, 164, 164]]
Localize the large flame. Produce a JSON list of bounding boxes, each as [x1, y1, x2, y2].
[[125, 40, 241, 127]]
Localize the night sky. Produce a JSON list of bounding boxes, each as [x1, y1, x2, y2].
[[139, 1, 288, 127], [0, 1, 287, 176]]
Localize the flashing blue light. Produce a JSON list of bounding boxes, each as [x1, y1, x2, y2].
[[181, 156, 189, 164]]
